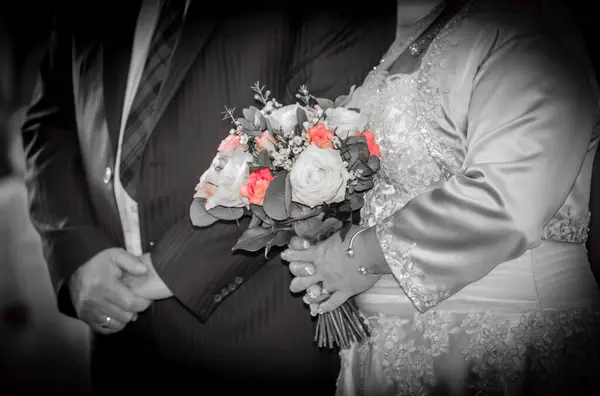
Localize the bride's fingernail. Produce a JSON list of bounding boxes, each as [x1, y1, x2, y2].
[[318, 308, 325, 315], [302, 240, 310, 249], [306, 266, 314, 275], [303, 296, 310, 305]]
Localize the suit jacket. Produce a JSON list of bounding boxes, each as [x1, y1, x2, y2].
[[1, 8, 90, 393], [23, 1, 395, 385]]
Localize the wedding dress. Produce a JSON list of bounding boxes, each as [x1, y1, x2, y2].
[[337, 1, 600, 394]]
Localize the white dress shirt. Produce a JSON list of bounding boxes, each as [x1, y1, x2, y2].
[[114, 0, 189, 256]]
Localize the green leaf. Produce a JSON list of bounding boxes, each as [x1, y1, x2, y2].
[[348, 193, 364, 211], [232, 226, 274, 252], [263, 172, 292, 221], [293, 216, 324, 240], [300, 217, 344, 244], [367, 155, 380, 172], [341, 139, 370, 168], [316, 98, 334, 110], [237, 117, 256, 131], [206, 205, 245, 221], [265, 117, 274, 133], [286, 202, 321, 223], [253, 149, 271, 168], [264, 229, 294, 258], [250, 204, 272, 225], [189, 198, 219, 227], [352, 178, 375, 193], [248, 214, 262, 228], [296, 107, 308, 127], [243, 107, 257, 122]]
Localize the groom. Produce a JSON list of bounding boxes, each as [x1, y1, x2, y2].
[[23, 0, 395, 393]]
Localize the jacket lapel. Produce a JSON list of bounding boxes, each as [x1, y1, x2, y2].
[[102, 1, 140, 153], [150, 3, 218, 133]]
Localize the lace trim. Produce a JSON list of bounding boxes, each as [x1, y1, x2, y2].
[[340, 308, 600, 396], [542, 207, 590, 243], [376, 218, 451, 313]]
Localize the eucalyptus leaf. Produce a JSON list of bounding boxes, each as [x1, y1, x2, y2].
[[254, 150, 271, 168], [243, 107, 257, 122], [255, 111, 267, 131], [345, 135, 368, 147], [296, 107, 308, 127], [300, 217, 344, 243], [248, 214, 262, 228], [263, 172, 292, 221], [351, 160, 375, 177], [265, 117, 274, 133], [237, 118, 256, 131], [250, 204, 272, 224], [293, 216, 324, 240], [316, 98, 334, 110], [264, 230, 294, 258], [189, 198, 218, 227], [206, 205, 245, 221], [367, 155, 380, 172], [341, 141, 370, 168], [348, 193, 364, 211], [232, 226, 274, 252], [286, 202, 321, 222], [241, 128, 262, 137], [352, 178, 375, 192]]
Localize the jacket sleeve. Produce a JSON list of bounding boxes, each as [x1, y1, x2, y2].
[[22, 13, 117, 316]]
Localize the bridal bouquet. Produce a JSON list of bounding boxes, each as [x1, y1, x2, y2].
[[190, 82, 381, 349]]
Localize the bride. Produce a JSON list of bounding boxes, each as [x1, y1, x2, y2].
[[282, 0, 600, 394]]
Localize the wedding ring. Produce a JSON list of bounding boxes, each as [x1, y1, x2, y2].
[[101, 316, 112, 328], [321, 287, 331, 297]]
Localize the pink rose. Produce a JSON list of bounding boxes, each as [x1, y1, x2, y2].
[[256, 131, 278, 153], [218, 134, 242, 153]]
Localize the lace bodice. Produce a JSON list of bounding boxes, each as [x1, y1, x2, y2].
[[347, 0, 599, 313]]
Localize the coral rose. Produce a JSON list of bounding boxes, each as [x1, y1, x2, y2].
[[306, 123, 334, 149], [240, 168, 275, 205]]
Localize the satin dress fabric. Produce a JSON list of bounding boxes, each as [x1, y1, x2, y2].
[[336, 1, 600, 395]]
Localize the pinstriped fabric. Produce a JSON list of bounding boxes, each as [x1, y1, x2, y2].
[[120, 0, 185, 198]]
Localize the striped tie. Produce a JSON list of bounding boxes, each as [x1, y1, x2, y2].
[[120, 0, 186, 198]]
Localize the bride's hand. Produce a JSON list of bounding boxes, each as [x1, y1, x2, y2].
[[282, 226, 382, 314]]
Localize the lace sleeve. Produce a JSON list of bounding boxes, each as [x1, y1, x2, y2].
[[377, 34, 597, 313]]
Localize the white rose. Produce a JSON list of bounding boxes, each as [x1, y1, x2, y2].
[[267, 104, 307, 134], [289, 144, 351, 208], [198, 148, 253, 209], [325, 107, 368, 139]]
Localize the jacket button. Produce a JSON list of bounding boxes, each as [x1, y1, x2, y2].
[[228, 283, 236, 292], [103, 167, 113, 184], [234, 277, 243, 285], [214, 294, 222, 303]]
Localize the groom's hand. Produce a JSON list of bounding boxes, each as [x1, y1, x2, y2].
[[122, 253, 173, 301], [69, 248, 152, 334]]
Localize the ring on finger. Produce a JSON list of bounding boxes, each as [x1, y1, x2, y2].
[[321, 287, 331, 296], [101, 316, 112, 328]]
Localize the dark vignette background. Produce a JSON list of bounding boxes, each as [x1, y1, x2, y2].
[[0, 0, 598, 394]]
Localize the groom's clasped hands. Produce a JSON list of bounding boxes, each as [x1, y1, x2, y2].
[[281, 225, 383, 315], [69, 248, 172, 334]]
